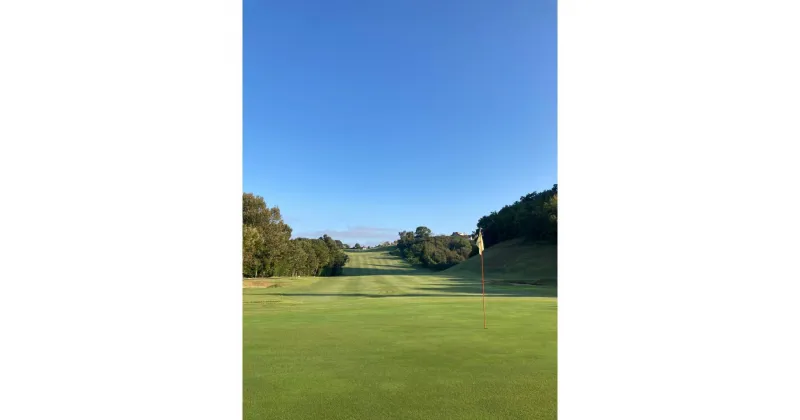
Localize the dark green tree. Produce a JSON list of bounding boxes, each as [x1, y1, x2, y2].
[[395, 230, 475, 271], [414, 226, 432, 240], [476, 184, 558, 249]]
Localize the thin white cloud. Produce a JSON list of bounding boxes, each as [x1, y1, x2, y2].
[[293, 226, 399, 240]]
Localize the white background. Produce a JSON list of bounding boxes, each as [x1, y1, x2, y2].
[[1, 0, 799, 418]]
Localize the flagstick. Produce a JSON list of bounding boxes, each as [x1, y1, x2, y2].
[[481, 251, 486, 329]]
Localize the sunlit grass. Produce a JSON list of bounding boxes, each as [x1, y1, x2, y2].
[[244, 248, 557, 419]]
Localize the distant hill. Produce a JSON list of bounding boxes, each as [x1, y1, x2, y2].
[[442, 238, 557, 286]]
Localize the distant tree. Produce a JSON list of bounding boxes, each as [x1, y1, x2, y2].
[[395, 229, 474, 271], [354, 243, 362, 249], [414, 226, 432, 239]]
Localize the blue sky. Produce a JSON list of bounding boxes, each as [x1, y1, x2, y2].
[[244, 0, 556, 246]]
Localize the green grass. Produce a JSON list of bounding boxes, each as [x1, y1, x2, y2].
[[444, 238, 557, 286], [244, 247, 557, 419]]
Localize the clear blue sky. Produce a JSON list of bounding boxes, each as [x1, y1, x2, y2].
[[244, 0, 556, 246]]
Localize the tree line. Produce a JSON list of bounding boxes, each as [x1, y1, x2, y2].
[[394, 226, 476, 271], [393, 185, 557, 269], [243, 184, 557, 276], [476, 184, 558, 248], [243, 193, 349, 278]]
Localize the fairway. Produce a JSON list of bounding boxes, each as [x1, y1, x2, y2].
[[244, 248, 557, 419]]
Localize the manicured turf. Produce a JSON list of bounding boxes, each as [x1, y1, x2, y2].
[[244, 247, 557, 419], [443, 238, 558, 286]]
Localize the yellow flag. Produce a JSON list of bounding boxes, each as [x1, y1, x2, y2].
[[476, 230, 484, 255]]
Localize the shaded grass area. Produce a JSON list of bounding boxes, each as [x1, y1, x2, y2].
[[244, 247, 557, 419], [444, 239, 557, 287]]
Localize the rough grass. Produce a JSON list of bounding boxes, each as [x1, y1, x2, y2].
[[444, 238, 557, 287], [242, 279, 282, 288], [244, 248, 557, 419]]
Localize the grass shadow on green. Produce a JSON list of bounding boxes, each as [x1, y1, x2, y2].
[[275, 291, 540, 298], [341, 267, 435, 277], [415, 278, 558, 298]]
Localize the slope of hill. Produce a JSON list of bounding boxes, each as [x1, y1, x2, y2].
[[442, 238, 557, 286]]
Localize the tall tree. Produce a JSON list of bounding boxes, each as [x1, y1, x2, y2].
[[243, 193, 349, 278], [243, 225, 264, 277], [414, 226, 432, 239], [242, 193, 292, 277]]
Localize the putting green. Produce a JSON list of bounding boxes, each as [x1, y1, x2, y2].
[[244, 247, 557, 419]]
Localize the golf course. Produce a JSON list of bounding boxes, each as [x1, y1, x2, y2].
[[243, 244, 557, 419]]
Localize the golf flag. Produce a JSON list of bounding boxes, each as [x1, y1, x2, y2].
[[477, 229, 487, 329]]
